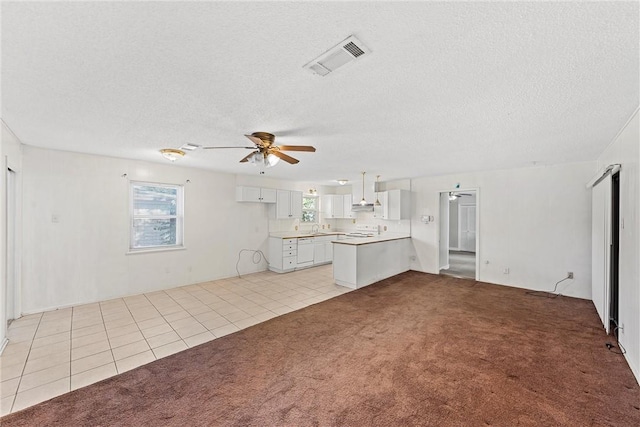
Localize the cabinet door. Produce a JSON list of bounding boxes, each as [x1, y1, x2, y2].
[[314, 243, 325, 264], [343, 194, 353, 218], [387, 189, 410, 220], [290, 191, 303, 219], [276, 190, 291, 218], [260, 188, 277, 203], [237, 186, 261, 202], [325, 241, 333, 262], [332, 195, 344, 218], [321, 195, 332, 218], [374, 191, 388, 219]]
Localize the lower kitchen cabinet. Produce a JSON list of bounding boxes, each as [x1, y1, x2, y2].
[[313, 235, 333, 265], [268, 237, 297, 273]]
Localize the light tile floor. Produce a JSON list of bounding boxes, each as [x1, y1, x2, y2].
[[0, 265, 350, 415]]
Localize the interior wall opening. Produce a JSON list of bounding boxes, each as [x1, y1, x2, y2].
[[439, 190, 477, 280]]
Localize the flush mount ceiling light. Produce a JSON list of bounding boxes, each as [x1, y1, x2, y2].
[[337, 179, 348, 185], [303, 35, 370, 76], [160, 148, 185, 162]]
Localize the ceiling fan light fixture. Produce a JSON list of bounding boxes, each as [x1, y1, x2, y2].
[[448, 192, 457, 201], [266, 153, 280, 167], [160, 148, 185, 162]]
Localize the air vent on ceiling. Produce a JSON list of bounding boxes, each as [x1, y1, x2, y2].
[[303, 35, 370, 77]]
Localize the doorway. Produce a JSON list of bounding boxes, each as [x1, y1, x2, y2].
[[6, 168, 17, 326], [439, 190, 478, 280]]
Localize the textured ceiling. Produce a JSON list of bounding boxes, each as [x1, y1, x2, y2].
[[2, 1, 638, 184]]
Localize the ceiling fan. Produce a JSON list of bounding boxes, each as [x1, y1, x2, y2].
[[202, 132, 316, 167], [448, 191, 474, 200]]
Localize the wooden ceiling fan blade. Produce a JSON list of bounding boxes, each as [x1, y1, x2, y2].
[[202, 146, 255, 149], [271, 151, 299, 164], [239, 152, 256, 163], [244, 134, 265, 147], [276, 145, 316, 152]]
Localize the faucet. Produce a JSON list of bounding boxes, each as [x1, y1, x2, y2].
[[311, 224, 320, 233]]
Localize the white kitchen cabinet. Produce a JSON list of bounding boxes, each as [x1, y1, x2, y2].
[[236, 186, 276, 203], [321, 195, 345, 219], [374, 189, 410, 220], [343, 194, 354, 218], [276, 190, 303, 219], [313, 235, 333, 265], [268, 237, 297, 273]]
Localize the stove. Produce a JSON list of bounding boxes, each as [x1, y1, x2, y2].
[[344, 224, 378, 238]]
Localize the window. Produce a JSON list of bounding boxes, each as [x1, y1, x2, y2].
[[302, 195, 318, 223], [130, 182, 184, 250]]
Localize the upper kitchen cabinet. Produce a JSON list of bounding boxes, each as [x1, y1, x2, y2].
[[236, 186, 277, 203], [343, 194, 354, 218], [321, 195, 345, 219], [374, 189, 410, 220], [276, 189, 303, 219]]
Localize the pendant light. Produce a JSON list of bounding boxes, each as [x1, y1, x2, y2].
[[360, 171, 367, 206], [374, 175, 382, 206]]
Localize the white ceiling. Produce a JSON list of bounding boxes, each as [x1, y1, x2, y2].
[[2, 1, 638, 184]]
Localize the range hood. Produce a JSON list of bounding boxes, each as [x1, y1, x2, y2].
[[351, 203, 374, 212]]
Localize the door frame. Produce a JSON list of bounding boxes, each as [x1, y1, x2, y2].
[[458, 204, 477, 253], [438, 187, 480, 280]]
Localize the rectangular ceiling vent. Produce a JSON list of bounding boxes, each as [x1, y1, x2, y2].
[[303, 35, 370, 77]]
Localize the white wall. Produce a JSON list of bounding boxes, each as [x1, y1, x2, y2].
[[20, 146, 295, 314], [596, 108, 639, 383], [1, 122, 23, 351], [411, 161, 596, 299]]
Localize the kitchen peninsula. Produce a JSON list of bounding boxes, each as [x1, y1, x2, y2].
[[332, 234, 412, 289]]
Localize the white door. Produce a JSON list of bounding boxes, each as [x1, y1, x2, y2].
[[439, 192, 449, 270], [592, 174, 612, 333], [459, 205, 476, 253], [6, 169, 16, 322]]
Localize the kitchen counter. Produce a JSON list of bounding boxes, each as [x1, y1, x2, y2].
[[269, 231, 345, 239], [333, 235, 412, 289], [331, 233, 410, 245]]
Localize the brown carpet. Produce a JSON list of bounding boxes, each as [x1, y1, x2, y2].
[[2, 272, 639, 426]]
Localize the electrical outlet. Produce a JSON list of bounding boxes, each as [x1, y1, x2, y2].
[[410, 255, 417, 262], [503, 268, 509, 274], [567, 272, 574, 279]]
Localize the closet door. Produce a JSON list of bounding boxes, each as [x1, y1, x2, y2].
[[591, 174, 611, 333]]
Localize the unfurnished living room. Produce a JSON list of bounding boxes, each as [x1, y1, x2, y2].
[[1, 1, 639, 426]]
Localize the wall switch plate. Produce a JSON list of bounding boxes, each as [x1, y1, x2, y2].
[[503, 268, 509, 274], [51, 214, 60, 223]]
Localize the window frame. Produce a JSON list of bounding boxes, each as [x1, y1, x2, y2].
[[301, 195, 318, 223], [129, 181, 185, 252]]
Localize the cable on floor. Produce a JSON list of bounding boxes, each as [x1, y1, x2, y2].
[[236, 249, 269, 278], [525, 275, 571, 299], [606, 319, 627, 355]]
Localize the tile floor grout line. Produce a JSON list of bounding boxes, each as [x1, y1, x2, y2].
[[140, 292, 186, 357], [9, 312, 45, 413], [98, 299, 125, 376]]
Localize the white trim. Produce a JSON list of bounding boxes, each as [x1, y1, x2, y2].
[[586, 164, 622, 188], [0, 338, 8, 356], [437, 187, 480, 281], [599, 106, 640, 157], [126, 246, 186, 255], [129, 181, 184, 250]]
